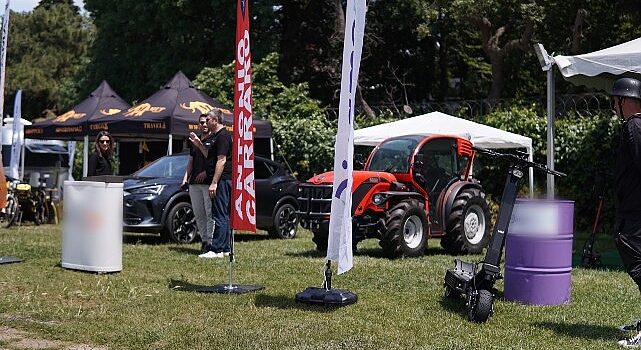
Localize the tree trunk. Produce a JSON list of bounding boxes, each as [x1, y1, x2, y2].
[[357, 85, 376, 119], [570, 8, 587, 54], [488, 55, 505, 100], [471, 15, 534, 99]]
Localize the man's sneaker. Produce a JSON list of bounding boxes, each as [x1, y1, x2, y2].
[[619, 331, 641, 347], [620, 320, 641, 332], [198, 251, 221, 259], [223, 252, 231, 257]]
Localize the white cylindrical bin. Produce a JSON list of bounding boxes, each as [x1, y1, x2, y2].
[[61, 180, 123, 272]]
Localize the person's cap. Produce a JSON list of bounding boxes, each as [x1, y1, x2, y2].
[[611, 77, 641, 100]]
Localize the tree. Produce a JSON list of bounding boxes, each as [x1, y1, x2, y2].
[[83, 0, 280, 103], [194, 53, 335, 179], [5, 3, 91, 119]]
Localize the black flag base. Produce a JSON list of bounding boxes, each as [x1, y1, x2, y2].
[[197, 283, 264, 294], [295, 260, 357, 307], [0, 256, 22, 264]]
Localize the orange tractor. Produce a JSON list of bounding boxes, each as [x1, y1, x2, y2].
[[297, 134, 492, 257]]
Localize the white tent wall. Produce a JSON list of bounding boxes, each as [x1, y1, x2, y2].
[[353, 112, 535, 197]]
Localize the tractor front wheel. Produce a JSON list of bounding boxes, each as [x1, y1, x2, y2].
[[379, 198, 428, 258], [441, 188, 491, 254]]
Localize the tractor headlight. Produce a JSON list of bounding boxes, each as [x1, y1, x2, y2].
[[372, 193, 385, 206]]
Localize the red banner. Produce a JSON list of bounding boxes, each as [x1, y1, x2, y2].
[[231, 0, 256, 232]]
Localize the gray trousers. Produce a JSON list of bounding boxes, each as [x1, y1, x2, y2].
[[189, 184, 214, 245]]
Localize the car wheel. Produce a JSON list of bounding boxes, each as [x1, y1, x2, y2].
[[162, 202, 198, 244], [268, 203, 298, 239]]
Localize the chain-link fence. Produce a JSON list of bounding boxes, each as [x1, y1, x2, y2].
[[326, 93, 612, 120]]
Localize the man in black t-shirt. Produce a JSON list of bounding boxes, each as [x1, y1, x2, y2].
[[181, 114, 215, 255], [611, 78, 641, 347], [191, 109, 232, 258], [207, 109, 233, 257]]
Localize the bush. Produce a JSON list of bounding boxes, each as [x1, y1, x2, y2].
[[194, 53, 335, 180], [475, 106, 620, 231]]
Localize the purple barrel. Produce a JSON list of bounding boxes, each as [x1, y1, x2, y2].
[[504, 199, 574, 305]]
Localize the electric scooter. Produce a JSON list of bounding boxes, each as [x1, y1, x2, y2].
[[443, 148, 565, 323], [581, 171, 610, 268]]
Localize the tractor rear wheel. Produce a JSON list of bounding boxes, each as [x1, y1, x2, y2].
[[379, 198, 428, 258], [441, 188, 491, 254]]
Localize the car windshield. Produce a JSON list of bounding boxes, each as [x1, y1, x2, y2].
[[134, 155, 187, 178], [367, 138, 418, 173]]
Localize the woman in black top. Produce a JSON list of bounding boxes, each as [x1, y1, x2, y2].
[[87, 131, 115, 176]]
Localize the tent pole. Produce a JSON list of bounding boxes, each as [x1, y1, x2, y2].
[[528, 147, 534, 198], [168, 134, 173, 155], [83, 135, 88, 178], [546, 67, 555, 198], [20, 142, 24, 181]]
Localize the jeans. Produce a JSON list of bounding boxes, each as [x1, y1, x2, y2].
[[211, 179, 231, 253], [189, 184, 214, 251]]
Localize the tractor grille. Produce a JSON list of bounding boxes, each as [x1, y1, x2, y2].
[[296, 183, 333, 228]]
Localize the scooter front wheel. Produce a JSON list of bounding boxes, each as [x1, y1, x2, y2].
[[467, 289, 493, 323]]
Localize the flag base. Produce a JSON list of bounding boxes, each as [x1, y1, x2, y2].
[[0, 256, 22, 264], [196, 284, 264, 294], [295, 287, 357, 306]]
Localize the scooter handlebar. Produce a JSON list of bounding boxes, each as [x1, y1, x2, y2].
[[474, 147, 566, 177]]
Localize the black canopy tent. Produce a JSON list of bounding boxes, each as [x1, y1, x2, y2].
[[92, 72, 273, 173], [24, 81, 131, 141], [23, 81, 131, 177], [94, 71, 273, 140]]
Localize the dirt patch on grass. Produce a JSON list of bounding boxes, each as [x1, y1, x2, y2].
[[0, 327, 108, 350]]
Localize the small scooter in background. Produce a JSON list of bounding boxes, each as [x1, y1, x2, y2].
[[443, 148, 565, 323], [581, 171, 611, 268]]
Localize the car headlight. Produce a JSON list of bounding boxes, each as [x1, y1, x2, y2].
[[126, 184, 165, 196]]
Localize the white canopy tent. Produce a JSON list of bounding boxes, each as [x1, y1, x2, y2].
[[534, 37, 641, 197], [554, 37, 641, 92], [354, 112, 535, 197]]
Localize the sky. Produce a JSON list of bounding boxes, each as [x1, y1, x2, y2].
[[11, 0, 84, 13]]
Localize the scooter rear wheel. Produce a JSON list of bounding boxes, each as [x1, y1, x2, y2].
[[467, 289, 493, 323]]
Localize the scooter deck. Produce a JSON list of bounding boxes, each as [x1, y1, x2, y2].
[[444, 259, 476, 293]]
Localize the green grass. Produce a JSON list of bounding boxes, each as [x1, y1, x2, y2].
[[0, 224, 636, 349]]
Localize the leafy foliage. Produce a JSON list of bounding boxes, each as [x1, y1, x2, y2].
[[194, 52, 336, 180], [475, 106, 620, 231], [83, 0, 280, 103], [5, 3, 91, 119]]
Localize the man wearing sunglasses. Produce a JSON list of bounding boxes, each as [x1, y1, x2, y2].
[[182, 113, 215, 255], [611, 77, 641, 348]]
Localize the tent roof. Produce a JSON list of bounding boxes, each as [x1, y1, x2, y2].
[[100, 71, 272, 139], [353, 112, 532, 150], [553, 37, 641, 92], [24, 81, 130, 140]]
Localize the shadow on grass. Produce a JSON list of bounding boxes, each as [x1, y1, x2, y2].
[[438, 296, 468, 320], [168, 247, 201, 256], [286, 245, 445, 260], [254, 294, 335, 313], [168, 279, 213, 292], [535, 321, 618, 340], [123, 233, 165, 246], [233, 233, 272, 242]]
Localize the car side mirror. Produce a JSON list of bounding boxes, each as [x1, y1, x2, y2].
[[354, 154, 365, 170]]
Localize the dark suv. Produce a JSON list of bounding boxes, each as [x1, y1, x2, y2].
[[123, 152, 300, 243]]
